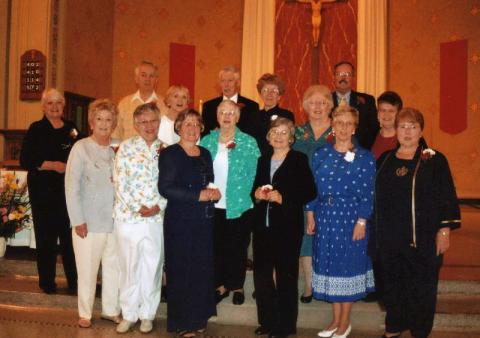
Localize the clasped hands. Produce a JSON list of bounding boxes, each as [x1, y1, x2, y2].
[[199, 188, 221, 202], [138, 204, 161, 217], [254, 187, 282, 205]]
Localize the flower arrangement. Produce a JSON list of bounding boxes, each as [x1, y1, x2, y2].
[[0, 172, 32, 239]]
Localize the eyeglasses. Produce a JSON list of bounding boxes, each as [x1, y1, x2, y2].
[[270, 129, 289, 136], [218, 110, 236, 116], [398, 123, 419, 130], [135, 119, 159, 127], [335, 72, 353, 77], [183, 122, 202, 128], [261, 88, 280, 95]]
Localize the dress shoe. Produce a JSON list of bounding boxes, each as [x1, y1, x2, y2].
[[215, 290, 230, 304], [78, 318, 91, 328], [317, 327, 338, 337], [332, 325, 351, 338], [232, 291, 245, 305], [116, 319, 135, 333], [101, 313, 122, 324], [140, 319, 153, 333], [41, 286, 57, 294], [300, 294, 313, 303], [255, 326, 271, 335]]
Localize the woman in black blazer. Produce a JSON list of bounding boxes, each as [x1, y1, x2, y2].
[[251, 117, 316, 338]]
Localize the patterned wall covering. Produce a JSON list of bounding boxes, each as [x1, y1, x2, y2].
[[64, 0, 115, 99], [111, 0, 244, 107], [275, 0, 357, 124], [388, 0, 480, 197]]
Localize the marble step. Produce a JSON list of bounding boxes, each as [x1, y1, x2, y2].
[[0, 259, 479, 333]]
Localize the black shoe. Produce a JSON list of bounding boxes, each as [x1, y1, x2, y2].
[[300, 294, 313, 303], [232, 291, 245, 305], [255, 326, 270, 336], [41, 286, 57, 294], [215, 290, 230, 304]]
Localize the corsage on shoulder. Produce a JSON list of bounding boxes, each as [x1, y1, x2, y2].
[[421, 148, 436, 161]]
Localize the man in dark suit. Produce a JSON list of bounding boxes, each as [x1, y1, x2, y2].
[[332, 61, 379, 150], [202, 66, 259, 137]]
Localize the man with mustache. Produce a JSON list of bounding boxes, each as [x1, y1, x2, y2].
[[332, 61, 379, 150]]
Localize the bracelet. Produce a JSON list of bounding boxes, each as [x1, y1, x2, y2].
[[356, 220, 366, 227]]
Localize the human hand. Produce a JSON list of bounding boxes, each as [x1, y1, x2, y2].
[[306, 211, 315, 235], [436, 227, 450, 255], [138, 205, 160, 217], [352, 223, 366, 241], [254, 187, 268, 201], [267, 190, 282, 204], [75, 223, 88, 238]]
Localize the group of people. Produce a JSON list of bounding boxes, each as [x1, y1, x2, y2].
[[19, 60, 461, 338]]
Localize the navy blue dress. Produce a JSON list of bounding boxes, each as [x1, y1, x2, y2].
[[158, 144, 216, 332], [306, 143, 375, 302]]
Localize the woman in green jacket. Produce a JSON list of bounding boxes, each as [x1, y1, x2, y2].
[[200, 99, 260, 305]]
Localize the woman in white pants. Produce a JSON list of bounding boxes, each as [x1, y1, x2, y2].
[[113, 102, 167, 334], [65, 99, 121, 328]]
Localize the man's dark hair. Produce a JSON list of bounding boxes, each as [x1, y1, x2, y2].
[[333, 61, 355, 74]]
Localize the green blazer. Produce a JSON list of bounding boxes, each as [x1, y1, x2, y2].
[[200, 127, 260, 219]]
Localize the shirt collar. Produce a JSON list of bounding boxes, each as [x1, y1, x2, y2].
[[131, 90, 159, 103], [336, 91, 351, 103], [223, 93, 238, 103]]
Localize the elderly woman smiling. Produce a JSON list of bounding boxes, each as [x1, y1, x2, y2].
[[65, 99, 121, 328], [200, 99, 260, 305]]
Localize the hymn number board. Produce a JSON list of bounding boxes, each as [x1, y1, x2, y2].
[[20, 49, 46, 100]]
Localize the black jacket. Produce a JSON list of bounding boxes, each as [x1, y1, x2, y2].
[[250, 150, 317, 236], [202, 95, 259, 137]]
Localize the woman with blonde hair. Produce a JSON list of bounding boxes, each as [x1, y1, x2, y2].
[[159, 85, 190, 145], [65, 99, 121, 328], [293, 84, 333, 304]]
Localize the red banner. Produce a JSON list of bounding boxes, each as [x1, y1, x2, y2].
[[169, 43, 196, 108], [440, 40, 468, 134]]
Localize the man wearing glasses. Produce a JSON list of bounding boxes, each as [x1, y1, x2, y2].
[[113, 103, 167, 334], [332, 61, 379, 150]]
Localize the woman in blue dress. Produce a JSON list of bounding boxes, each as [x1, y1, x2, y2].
[[293, 85, 333, 304], [158, 110, 220, 337], [306, 105, 375, 338]]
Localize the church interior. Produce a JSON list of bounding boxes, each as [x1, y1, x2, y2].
[[0, 0, 479, 337]]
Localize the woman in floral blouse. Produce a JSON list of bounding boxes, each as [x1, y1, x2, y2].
[[200, 99, 260, 306], [113, 102, 167, 334]]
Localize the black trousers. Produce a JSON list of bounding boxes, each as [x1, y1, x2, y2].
[[380, 247, 442, 338], [213, 208, 250, 290], [31, 202, 77, 291], [253, 226, 302, 335]]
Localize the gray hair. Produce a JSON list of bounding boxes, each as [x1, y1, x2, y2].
[[41, 88, 65, 106], [134, 60, 159, 77], [218, 65, 240, 81]]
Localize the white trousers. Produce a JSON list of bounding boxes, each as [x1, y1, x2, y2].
[[72, 230, 120, 320], [115, 220, 164, 322]]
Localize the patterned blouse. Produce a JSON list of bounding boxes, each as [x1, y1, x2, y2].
[[113, 136, 167, 223]]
